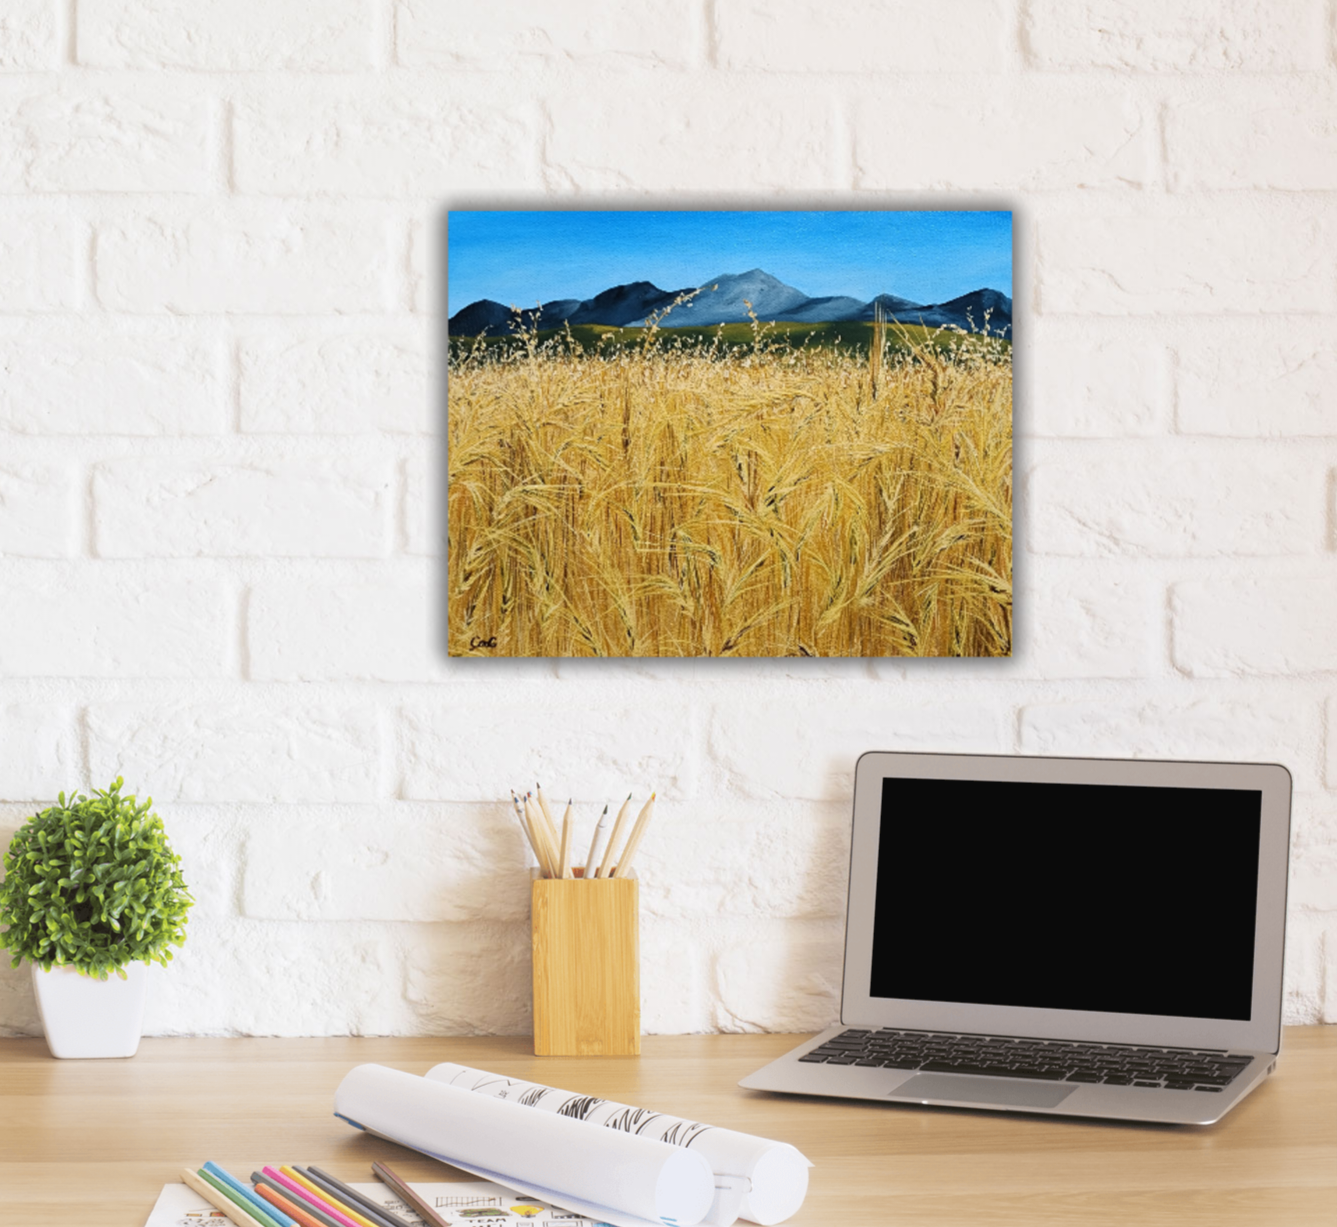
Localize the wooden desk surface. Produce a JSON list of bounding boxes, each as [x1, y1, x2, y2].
[[1, 1028, 1334, 1227]]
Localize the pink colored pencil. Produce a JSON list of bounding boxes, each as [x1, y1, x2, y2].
[[262, 1167, 363, 1227]]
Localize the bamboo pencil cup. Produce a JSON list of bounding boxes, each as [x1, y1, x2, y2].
[[531, 872, 640, 1056]]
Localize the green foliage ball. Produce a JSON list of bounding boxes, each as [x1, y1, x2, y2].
[[0, 778, 193, 980]]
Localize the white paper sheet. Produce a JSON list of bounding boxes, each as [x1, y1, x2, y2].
[[424, 1064, 811, 1226], [144, 1178, 619, 1227], [334, 1064, 715, 1227]]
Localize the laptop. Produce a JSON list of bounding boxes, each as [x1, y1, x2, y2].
[[740, 751, 1292, 1125]]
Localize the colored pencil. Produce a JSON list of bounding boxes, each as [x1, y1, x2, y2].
[[180, 1168, 270, 1227], [280, 1166, 384, 1227], [611, 792, 656, 877], [372, 1161, 452, 1227], [203, 1162, 296, 1227], [304, 1167, 413, 1227], [266, 1167, 361, 1227], [197, 1170, 285, 1227], [253, 1175, 338, 1227], [582, 804, 610, 878]]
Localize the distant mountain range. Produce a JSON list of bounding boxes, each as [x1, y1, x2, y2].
[[449, 269, 1012, 339]]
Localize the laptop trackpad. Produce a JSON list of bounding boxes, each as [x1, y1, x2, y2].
[[890, 1073, 1077, 1109]]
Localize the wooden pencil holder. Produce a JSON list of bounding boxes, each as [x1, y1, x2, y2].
[[531, 872, 640, 1056]]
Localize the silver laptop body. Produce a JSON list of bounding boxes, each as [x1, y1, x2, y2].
[[740, 751, 1292, 1125]]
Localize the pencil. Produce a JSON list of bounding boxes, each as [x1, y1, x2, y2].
[[265, 1167, 361, 1227], [202, 1162, 295, 1227], [558, 799, 574, 878], [596, 793, 635, 878], [252, 1176, 342, 1227], [612, 792, 656, 877], [510, 790, 540, 869], [180, 1168, 271, 1227], [196, 1170, 285, 1227], [525, 792, 558, 878], [281, 1166, 380, 1227], [534, 783, 560, 852], [304, 1167, 414, 1227], [372, 1161, 452, 1227], [582, 804, 610, 878]]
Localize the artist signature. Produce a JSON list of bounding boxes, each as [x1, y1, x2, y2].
[[470, 636, 498, 650]]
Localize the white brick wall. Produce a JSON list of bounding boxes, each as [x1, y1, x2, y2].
[[0, 0, 1334, 1041]]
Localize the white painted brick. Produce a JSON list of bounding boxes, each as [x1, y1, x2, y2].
[[87, 703, 384, 803], [1291, 844, 1337, 912], [1039, 208, 1336, 315], [238, 329, 429, 435], [403, 921, 532, 1035], [854, 83, 1149, 191], [76, 0, 374, 70], [403, 453, 443, 557], [142, 805, 241, 925], [0, 706, 81, 802], [719, 0, 1004, 73], [0, 573, 228, 677], [1022, 0, 1328, 71], [0, 85, 210, 192], [400, 700, 701, 802], [0, 323, 226, 435], [1025, 322, 1169, 437], [0, 464, 76, 557], [1326, 698, 1337, 789], [0, 0, 56, 71], [410, 215, 438, 314], [1176, 325, 1337, 437], [240, 805, 528, 922], [1281, 912, 1325, 1023], [1019, 696, 1319, 776], [713, 919, 843, 1032], [233, 86, 538, 196], [639, 803, 851, 921], [1167, 81, 1337, 192], [640, 924, 710, 1034], [1021, 558, 1160, 678], [1172, 571, 1337, 677], [708, 701, 1005, 801], [1028, 443, 1321, 557], [93, 457, 393, 558], [148, 918, 414, 1037], [248, 578, 431, 680], [95, 204, 398, 315], [0, 206, 73, 311], [545, 81, 841, 192], [395, 0, 700, 69]]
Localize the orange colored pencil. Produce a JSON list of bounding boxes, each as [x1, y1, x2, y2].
[[255, 1184, 327, 1227]]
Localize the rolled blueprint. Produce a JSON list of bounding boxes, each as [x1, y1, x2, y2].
[[425, 1063, 811, 1227], [334, 1064, 714, 1227]]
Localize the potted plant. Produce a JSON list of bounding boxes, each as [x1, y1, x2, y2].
[[0, 778, 192, 1058]]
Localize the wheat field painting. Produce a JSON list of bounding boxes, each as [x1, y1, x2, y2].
[[447, 211, 1012, 658]]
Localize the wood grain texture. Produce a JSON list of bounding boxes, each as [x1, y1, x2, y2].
[[0, 1028, 1332, 1227], [531, 875, 639, 1055]]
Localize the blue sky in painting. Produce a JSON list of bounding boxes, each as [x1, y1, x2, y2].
[[447, 210, 1012, 311]]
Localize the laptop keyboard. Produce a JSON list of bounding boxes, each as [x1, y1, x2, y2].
[[800, 1029, 1254, 1092]]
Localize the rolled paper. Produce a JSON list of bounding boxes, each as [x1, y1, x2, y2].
[[425, 1063, 811, 1226], [333, 1063, 714, 1227]]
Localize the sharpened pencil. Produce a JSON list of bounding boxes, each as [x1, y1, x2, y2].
[[304, 1167, 413, 1227], [611, 792, 656, 877], [582, 803, 610, 877], [597, 793, 634, 878], [558, 799, 574, 878]]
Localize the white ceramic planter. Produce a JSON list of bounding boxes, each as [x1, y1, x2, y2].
[[31, 961, 149, 1059]]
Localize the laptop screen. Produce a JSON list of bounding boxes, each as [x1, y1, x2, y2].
[[870, 777, 1262, 1021]]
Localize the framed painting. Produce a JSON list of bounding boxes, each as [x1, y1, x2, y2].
[[447, 210, 1011, 658]]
